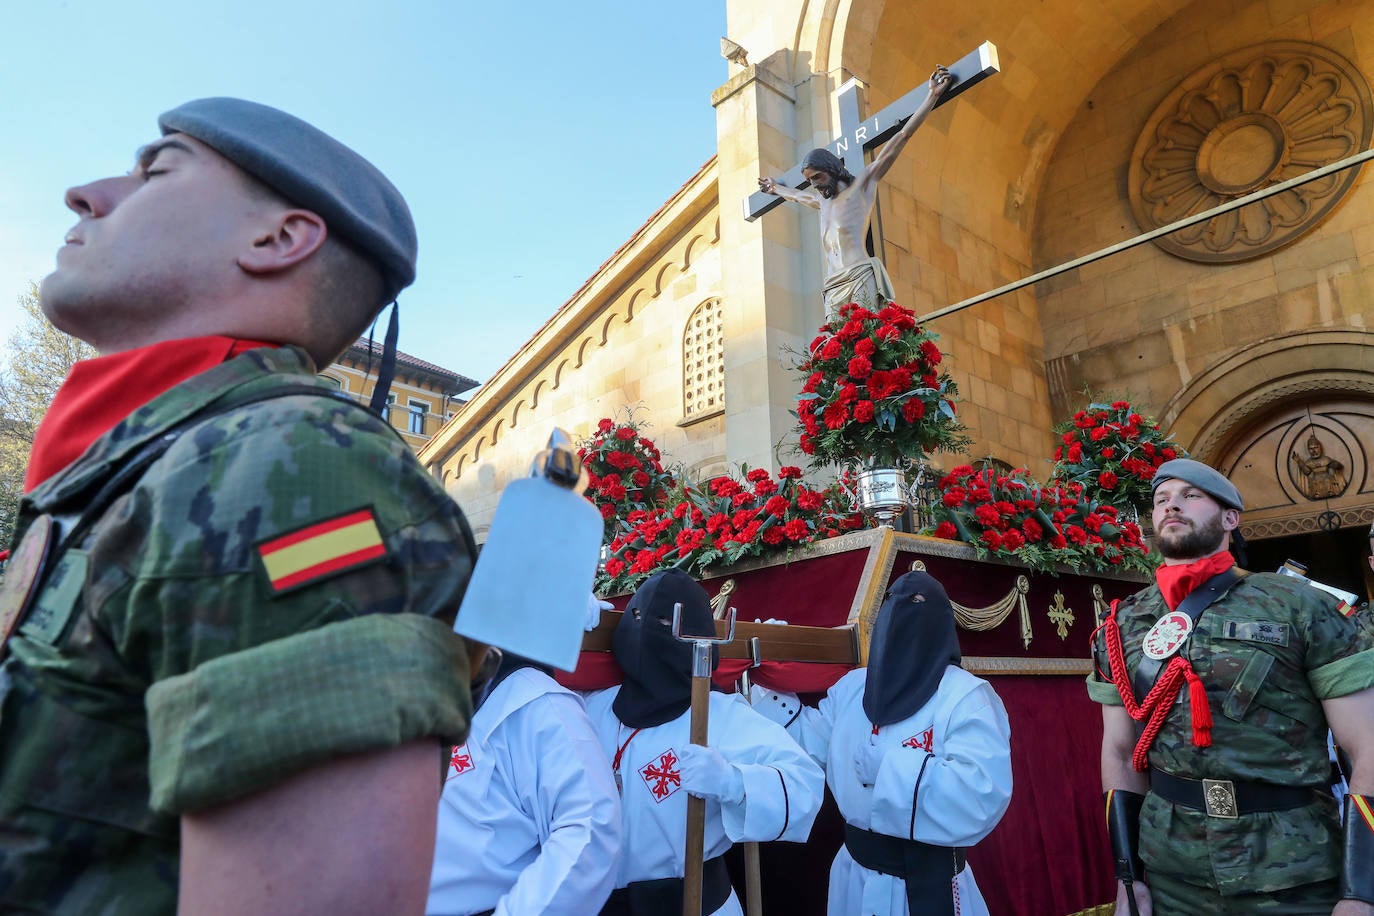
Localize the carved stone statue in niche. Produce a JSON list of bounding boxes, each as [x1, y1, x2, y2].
[[1288, 431, 1347, 499]]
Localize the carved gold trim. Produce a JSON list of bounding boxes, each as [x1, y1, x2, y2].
[[1092, 584, 1111, 627], [709, 579, 736, 620], [911, 560, 1033, 647], [963, 656, 1093, 676]]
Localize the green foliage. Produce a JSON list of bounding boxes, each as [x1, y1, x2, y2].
[[0, 284, 96, 545]]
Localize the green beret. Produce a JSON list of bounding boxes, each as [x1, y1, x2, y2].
[[1151, 458, 1244, 511], [158, 98, 416, 302]]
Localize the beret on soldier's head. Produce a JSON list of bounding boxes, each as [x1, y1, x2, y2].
[[157, 97, 416, 303], [1151, 458, 1244, 511]]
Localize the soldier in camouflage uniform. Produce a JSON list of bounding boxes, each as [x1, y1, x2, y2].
[[0, 99, 479, 913], [1088, 459, 1374, 915]]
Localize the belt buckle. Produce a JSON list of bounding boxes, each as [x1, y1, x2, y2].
[[1202, 778, 1238, 818]]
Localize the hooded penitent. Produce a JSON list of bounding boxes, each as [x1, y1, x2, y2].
[[863, 571, 962, 727], [612, 568, 718, 728]]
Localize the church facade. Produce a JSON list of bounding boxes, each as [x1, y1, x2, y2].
[[420, 0, 1374, 596]]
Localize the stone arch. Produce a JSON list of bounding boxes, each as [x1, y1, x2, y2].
[[576, 336, 595, 369], [553, 358, 571, 389], [530, 378, 549, 409], [471, 436, 486, 462], [653, 262, 674, 297], [682, 233, 704, 270], [491, 418, 505, 446], [510, 399, 524, 429], [1161, 329, 1374, 464], [598, 312, 619, 347], [625, 289, 647, 321]]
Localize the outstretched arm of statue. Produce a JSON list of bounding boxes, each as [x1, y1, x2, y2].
[[859, 65, 952, 191], [758, 176, 821, 209]]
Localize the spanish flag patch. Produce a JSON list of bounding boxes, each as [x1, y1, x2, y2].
[[257, 508, 387, 594]]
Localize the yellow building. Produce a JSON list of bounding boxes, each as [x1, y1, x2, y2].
[[421, 0, 1374, 595], [326, 339, 477, 451]]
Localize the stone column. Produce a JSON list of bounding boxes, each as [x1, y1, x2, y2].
[[712, 50, 828, 473]]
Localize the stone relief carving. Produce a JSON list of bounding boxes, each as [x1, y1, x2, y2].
[[1287, 428, 1348, 500], [1128, 41, 1373, 263]]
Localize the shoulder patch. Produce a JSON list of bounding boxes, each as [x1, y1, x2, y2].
[[256, 508, 387, 595]]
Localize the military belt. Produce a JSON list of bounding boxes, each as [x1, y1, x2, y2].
[[1152, 769, 1325, 818]]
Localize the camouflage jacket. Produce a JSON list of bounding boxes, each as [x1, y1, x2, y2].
[[1087, 572, 1374, 895], [0, 346, 477, 914]]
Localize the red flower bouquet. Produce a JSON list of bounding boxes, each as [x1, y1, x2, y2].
[[931, 464, 1153, 575], [578, 415, 676, 540], [793, 302, 969, 469], [1052, 400, 1186, 513], [596, 463, 864, 595]]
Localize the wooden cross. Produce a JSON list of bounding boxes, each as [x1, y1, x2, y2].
[[744, 41, 1000, 222]]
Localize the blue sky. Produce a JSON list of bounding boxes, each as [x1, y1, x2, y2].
[[0, 1, 728, 382]]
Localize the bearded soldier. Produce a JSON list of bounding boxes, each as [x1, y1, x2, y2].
[[1090, 459, 1374, 915], [758, 65, 952, 318]]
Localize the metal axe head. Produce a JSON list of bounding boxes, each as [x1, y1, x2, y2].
[[673, 603, 736, 678]]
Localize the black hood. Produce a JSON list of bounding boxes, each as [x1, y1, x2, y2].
[[863, 571, 962, 726], [612, 568, 717, 728]]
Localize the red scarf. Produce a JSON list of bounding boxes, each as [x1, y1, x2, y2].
[[1155, 549, 1236, 610], [25, 336, 275, 493]]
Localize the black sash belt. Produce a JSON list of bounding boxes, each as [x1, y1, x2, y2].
[[599, 855, 731, 915], [844, 823, 965, 916], [1152, 769, 1325, 817]]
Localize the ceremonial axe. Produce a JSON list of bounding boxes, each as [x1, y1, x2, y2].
[[673, 602, 736, 916], [455, 429, 601, 671]]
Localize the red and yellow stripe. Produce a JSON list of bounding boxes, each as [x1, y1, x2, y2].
[[258, 509, 386, 593], [1354, 794, 1374, 835]]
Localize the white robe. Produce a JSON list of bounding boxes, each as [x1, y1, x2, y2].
[[791, 665, 1012, 916], [584, 688, 825, 916], [428, 669, 621, 916]]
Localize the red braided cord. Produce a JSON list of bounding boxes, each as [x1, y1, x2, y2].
[[1104, 611, 1201, 771]]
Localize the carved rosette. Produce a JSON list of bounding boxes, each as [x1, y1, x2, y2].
[[1128, 41, 1373, 263]]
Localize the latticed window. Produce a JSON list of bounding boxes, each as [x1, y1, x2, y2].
[[683, 299, 724, 418]]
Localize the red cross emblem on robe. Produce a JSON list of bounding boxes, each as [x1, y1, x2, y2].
[[448, 743, 474, 779], [639, 748, 682, 802], [902, 727, 935, 752]]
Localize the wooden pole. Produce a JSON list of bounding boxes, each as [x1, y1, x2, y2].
[[683, 674, 710, 916], [673, 605, 736, 916]]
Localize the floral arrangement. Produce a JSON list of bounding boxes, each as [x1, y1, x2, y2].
[[793, 301, 969, 470], [578, 415, 676, 540], [596, 463, 865, 596], [1052, 400, 1185, 513], [929, 464, 1153, 574]]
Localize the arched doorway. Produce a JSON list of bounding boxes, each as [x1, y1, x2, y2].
[[1214, 395, 1374, 602]]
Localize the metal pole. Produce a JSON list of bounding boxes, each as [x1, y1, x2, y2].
[[917, 147, 1374, 325]]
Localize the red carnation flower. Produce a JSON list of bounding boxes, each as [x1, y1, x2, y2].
[[615, 427, 637, 441], [597, 418, 614, 433], [903, 399, 926, 422], [848, 356, 873, 380], [1098, 471, 1119, 490], [854, 400, 876, 423], [933, 521, 958, 540]]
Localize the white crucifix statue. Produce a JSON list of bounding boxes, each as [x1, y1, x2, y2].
[[750, 42, 999, 318]]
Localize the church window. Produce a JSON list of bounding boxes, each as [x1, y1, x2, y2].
[[683, 298, 724, 418]]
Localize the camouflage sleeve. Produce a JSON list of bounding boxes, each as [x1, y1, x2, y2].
[[1085, 605, 1124, 705], [88, 395, 478, 811], [1254, 574, 1374, 700], [146, 613, 468, 814]]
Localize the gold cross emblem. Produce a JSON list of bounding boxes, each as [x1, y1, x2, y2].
[[1047, 590, 1076, 641]]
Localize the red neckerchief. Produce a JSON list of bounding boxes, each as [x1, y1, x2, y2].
[[25, 336, 276, 493], [1155, 549, 1236, 610]]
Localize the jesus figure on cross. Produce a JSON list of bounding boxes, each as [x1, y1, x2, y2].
[[758, 65, 952, 318]]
